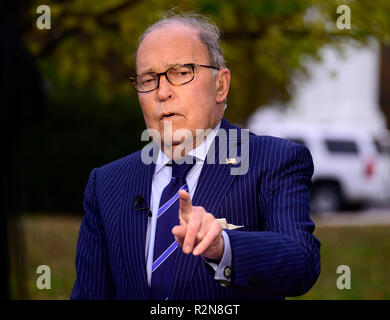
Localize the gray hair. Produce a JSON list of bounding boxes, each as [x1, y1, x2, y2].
[[135, 12, 226, 68]]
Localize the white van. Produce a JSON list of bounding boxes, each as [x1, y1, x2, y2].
[[248, 123, 390, 214]]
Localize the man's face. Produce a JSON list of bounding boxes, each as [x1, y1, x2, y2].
[[136, 24, 228, 156]]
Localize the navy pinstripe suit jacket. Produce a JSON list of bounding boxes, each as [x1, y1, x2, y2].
[[71, 118, 320, 300]]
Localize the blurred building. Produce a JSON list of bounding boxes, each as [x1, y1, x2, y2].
[[248, 42, 390, 213], [248, 40, 388, 134]]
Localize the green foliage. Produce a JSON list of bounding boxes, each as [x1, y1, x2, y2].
[[19, 0, 390, 212], [23, 0, 390, 123], [20, 87, 146, 213]]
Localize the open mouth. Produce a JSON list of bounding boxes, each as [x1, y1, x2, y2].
[[161, 113, 178, 120]]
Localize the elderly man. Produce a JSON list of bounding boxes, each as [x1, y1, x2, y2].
[[71, 12, 320, 300]]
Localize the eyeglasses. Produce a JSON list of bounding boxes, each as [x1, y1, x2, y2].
[[130, 63, 220, 93]]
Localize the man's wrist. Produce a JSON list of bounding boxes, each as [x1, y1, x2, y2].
[[203, 230, 232, 285]]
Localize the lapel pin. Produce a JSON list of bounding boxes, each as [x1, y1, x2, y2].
[[225, 158, 237, 165]]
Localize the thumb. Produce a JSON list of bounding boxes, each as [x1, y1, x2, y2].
[[179, 190, 192, 223]]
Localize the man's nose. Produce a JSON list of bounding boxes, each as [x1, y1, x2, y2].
[[157, 74, 172, 101]]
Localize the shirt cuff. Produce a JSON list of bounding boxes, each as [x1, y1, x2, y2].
[[203, 230, 232, 283]]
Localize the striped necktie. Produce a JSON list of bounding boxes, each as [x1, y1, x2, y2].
[[150, 156, 196, 299]]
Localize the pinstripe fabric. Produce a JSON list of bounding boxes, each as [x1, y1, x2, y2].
[[71, 118, 320, 300]]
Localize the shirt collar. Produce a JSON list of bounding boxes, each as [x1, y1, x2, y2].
[[154, 120, 221, 175]]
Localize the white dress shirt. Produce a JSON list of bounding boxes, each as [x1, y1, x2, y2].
[[145, 121, 232, 286]]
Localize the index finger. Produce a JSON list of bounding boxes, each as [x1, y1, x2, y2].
[[179, 190, 192, 223]]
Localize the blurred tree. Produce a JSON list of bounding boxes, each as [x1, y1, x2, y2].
[[1, 0, 46, 298], [21, 0, 390, 123]]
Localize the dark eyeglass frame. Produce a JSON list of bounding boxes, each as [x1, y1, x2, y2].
[[130, 63, 220, 93]]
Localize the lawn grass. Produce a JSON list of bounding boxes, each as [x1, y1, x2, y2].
[[291, 224, 390, 300], [9, 213, 81, 300], [9, 213, 390, 300]]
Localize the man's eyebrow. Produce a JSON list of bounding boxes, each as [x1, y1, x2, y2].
[[137, 67, 155, 74], [138, 63, 191, 74]]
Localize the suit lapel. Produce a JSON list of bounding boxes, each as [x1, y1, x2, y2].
[[169, 119, 247, 299]]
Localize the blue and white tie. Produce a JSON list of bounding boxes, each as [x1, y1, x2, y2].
[[150, 157, 195, 299]]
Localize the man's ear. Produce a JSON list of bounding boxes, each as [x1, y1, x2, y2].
[[215, 68, 231, 104]]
